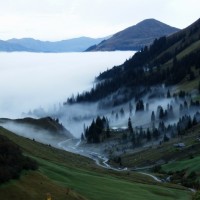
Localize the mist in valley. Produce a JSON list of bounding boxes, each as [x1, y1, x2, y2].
[[1, 51, 200, 167], [0, 51, 134, 139]]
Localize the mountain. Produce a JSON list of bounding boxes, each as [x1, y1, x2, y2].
[[86, 19, 180, 51], [67, 18, 200, 106], [0, 117, 73, 138], [6, 36, 109, 52], [0, 39, 31, 52]]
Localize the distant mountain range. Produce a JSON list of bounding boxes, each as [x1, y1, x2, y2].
[[0, 37, 109, 52], [0, 39, 31, 52], [86, 19, 180, 51], [0, 19, 179, 52]]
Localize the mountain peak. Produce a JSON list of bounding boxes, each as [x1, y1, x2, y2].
[[136, 18, 159, 25], [136, 18, 178, 29], [86, 19, 180, 51]]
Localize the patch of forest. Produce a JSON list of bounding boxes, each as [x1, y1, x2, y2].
[[0, 134, 38, 184]]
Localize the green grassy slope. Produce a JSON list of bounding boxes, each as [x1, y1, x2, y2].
[[38, 158, 190, 200], [0, 127, 192, 200], [162, 156, 200, 173], [118, 124, 200, 168], [0, 171, 87, 200]]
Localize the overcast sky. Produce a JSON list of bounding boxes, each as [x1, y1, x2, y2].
[[0, 0, 199, 41]]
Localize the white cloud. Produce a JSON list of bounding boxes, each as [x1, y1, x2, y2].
[[0, 0, 199, 40]]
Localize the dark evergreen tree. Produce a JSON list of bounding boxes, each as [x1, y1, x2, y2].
[[153, 128, 159, 140], [128, 117, 136, 145], [135, 99, 144, 112], [159, 106, 164, 119], [81, 133, 85, 141], [85, 116, 110, 143], [128, 117, 133, 134], [179, 103, 184, 114], [167, 89, 171, 98], [187, 116, 192, 129], [151, 111, 156, 122], [115, 113, 119, 120], [146, 128, 151, 141], [184, 100, 188, 110], [192, 116, 198, 126]]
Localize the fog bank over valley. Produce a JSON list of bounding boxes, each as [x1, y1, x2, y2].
[[0, 51, 134, 137], [0, 51, 134, 118]]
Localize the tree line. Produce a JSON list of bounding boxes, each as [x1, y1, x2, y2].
[[0, 135, 38, 184]]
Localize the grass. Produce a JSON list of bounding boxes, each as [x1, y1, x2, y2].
[[0, 126, 193, 200], [162, 155, 200, 174], [173, 65, 200, 93], [177, 40, 200, 60], [120, 124, 200, 168], [0, 171, 86, 200], [38, 157, 191, 200]]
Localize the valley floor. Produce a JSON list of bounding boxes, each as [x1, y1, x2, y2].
[[0, 127, 193, 200]]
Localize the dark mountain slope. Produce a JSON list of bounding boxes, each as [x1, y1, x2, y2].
[[67, 18, 200, 107], [86, 19, 179, 51], [0, 117, 73, 138]]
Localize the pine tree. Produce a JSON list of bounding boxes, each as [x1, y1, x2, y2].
[[147, 128, 151, 141], [136, 100, 144, 112], [159, 106, 164, 119], [151, 111, 155, 122], [81, 133, 85, 141], [128, 117, 133, 134], [128, 117, 136, 145], [167, 89, 171, 98], [192, 116, 198, 126]]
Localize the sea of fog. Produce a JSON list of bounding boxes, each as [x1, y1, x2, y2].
[[0, 51, 135, 119]]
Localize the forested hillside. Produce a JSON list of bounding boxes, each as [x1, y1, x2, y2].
[[67, 18, 200, 107]]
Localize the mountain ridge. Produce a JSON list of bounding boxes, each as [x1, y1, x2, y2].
[[0, 39, 32, 52], [0, 36, 109, 52], [86, 19, 180, 51]]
